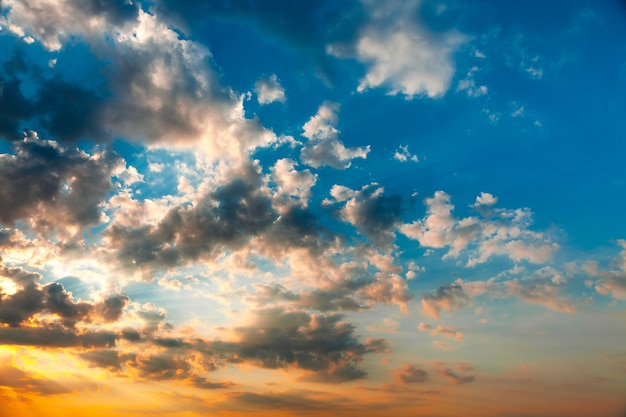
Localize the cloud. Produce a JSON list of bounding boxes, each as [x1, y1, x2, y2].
[[106, 163, 277, 270], [504, 279, 575, 313], [270, 158, 317, 209], [0, 70, 35, 141], [340, 0, 466, 98], [0, 261, 130, 328], [421, 283, 470, 319], [0, 0, 139, 51], [255, 74, 286, 104], [0, 325, 119, 348], [418, 323, 464, 341], [399, 191, 558, 266], [331, 183, 403, 247], [456, 66, 488, 97], [0, 132, 121, 235], [300, 102, 370, 169], [394, 363, 429, 384], [222, 307, 387, 382], [421, 271, 576, 319], [75, 305, 389, 385], [393, 145, 419, 163], [217, 390, 332, 412], [1, 3, 279, 163], [435, 362, 475, 385], [588, 240, 626, 300]]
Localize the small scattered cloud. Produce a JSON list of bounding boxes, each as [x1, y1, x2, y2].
[[393, 145, 419, 163], [434, 362, 475, 385], [418, 323, 464, 341], [456, 66, 488, 98], [394, 363, 429, 384], [255, 74, 286, 105]]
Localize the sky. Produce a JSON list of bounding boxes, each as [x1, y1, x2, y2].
[[0, 1, 625, 416]]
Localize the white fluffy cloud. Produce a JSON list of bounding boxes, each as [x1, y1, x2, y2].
[[255, 74, 286, 105], [300, 102, 370, 169], [350, 0, 466, 98], [400, 191, 558, 266], [270, 159, 317, 209]]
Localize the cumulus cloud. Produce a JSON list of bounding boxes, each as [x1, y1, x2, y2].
[[106, 163, 276, 271], [270, 158, 317, 209], [329, 183, 403, 247], [300, 102, 370, 169], [1, 2, 279, 164], [399, 191, 558, 266], [0, 0, 138, 51], [248, 256, 413, 313], [220, 308, 386, 382], [83, 306, 388, 385], [255, 74, 286, 104], [339, 0, 466, 98], [0, 132, 121, 234], [0, 261, 130, 328]]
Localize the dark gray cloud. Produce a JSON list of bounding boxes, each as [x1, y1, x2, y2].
[[257, 206, 333, 259], [108, 165, 277, 271], [214, 307, 387, 382], [0, 325, 118, 348], [0, 261, 129, 328], [80, 349, 125, 371], [335, 183, 403, 247], [76, 0, 139, 25], [0, 73, 33, 141], [35, 78, 108, 143], [1, 264, 386, 384], [0, 133, 121, 232]]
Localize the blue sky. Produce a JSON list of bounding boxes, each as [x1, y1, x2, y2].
[[0, 1, 625, 416]]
